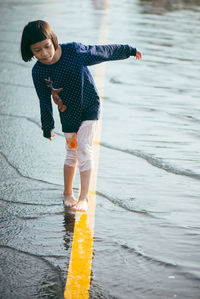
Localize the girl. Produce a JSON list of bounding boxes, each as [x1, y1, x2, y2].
[[20, 20, 142, 212]]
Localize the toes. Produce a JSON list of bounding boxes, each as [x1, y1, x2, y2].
[[64, 201, 75, 208], [63, 196, 77, 208], [71, 200, 88, 212]]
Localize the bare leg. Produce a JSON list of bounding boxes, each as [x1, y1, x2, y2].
[[63, 164, 77, 207], [72, 169, 92, 212]]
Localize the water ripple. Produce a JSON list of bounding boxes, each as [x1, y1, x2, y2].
[[0, 81, 33, 88], [0, 197, 61, 207], [0, 151, 62, 186], [0, 245, 64, 299], [96, 191, 158, 218], [2, 113, 199, 180], [101, 142, 200, 180]]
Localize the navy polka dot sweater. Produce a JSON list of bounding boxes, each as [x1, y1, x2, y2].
[[32, 42, 137, 138]]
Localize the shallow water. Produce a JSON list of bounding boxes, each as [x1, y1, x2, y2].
[[0, 0, 200, 298]]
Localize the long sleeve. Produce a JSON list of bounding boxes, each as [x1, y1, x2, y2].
[[32, 71, 55, 138], [75, 42, 137, 66]]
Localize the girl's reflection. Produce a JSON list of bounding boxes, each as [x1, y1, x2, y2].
[[63, 208, 76, 251]]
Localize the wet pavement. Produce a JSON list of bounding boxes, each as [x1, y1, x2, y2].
[[1, 0, 200, 298]]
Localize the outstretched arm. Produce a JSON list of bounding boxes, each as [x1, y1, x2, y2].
[[75, 43, 141, 66]]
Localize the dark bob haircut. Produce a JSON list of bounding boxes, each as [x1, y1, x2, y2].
[[20, 20, 58, 62]]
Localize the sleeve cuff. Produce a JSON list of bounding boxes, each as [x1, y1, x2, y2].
[[43, 129, 52, 138], [129, 47, 137, 57]]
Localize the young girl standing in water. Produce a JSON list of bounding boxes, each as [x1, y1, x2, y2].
[[20, 20, 142, 212]]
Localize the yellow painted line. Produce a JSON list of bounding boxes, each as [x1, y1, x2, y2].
[[64, 2, 109, 299], [93, 140, 100, 146]]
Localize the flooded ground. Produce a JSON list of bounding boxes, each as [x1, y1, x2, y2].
[[0, 0, 200, 298]]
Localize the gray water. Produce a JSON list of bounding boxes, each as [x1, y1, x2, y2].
[[0, 0, 200, 298]]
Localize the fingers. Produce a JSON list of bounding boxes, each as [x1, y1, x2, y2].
[[135, 50, 142, 60], [48, 133, 56, 141]]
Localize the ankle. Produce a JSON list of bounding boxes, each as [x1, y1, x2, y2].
[[78, 195, 88, 201], [63, 191, 73, 196]]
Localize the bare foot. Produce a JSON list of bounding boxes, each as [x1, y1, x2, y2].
[[63, 194, 77, 208], [71, 197, 88, 212]]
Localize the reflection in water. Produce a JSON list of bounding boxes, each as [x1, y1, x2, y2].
[[139, 0, 200, 14], [91, 0, 106, 10], [1, 0, 200, 298], [63, 208, 76, 251]]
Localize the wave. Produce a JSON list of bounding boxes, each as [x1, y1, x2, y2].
[[100, 238, 200, 281], [0, 151, 63, 186], [0, 59, 30, 68], [119, 243, 177, 268], [120, 242, 200, 281], [0, 187, 161, 217], [101, 142, 200, 180], [0, 244, 63, 272], [0, 197, 61, 207], [96, 191, 158, 218], [0, 81, 33, 89], [0, 245, 64, 290], [95, 236, 177, 268], [1, 112, 199, 180], [109, 77, 124, 84], [104, 97, 200, 128], [0, 112, 64, 137]]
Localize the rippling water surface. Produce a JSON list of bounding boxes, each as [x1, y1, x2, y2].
[[0, 0, 200, 298]]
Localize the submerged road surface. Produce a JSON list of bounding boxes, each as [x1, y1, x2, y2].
[[1, 0, 200, 298]]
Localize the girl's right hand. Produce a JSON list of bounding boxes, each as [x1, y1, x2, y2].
[[48, 132, 56, 141]]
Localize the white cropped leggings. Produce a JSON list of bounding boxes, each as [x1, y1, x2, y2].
[[64, 120, 97, 172]]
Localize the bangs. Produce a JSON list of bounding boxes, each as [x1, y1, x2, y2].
[[27, 29, 50, 45], [26, 22, 52, 45]]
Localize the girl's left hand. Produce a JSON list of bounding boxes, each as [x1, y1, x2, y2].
[[49, 132, 56, 141], [135, 50, 142, 60]]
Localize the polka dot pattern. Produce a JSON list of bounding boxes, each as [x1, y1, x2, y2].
[[32, 42, 136, 138]]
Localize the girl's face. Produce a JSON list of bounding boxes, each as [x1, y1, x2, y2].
[[30, 39, 56, 64]]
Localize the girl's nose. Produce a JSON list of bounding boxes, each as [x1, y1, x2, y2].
[[41, 48, 48, 57]]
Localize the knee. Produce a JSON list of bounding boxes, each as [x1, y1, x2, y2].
[[77, 143, 92, 160], [77, 144, 93, 172], [64, 149, 77, 167]]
